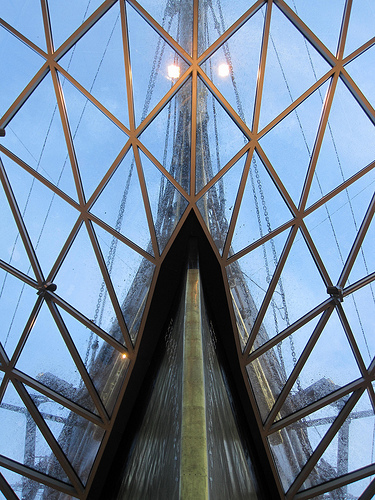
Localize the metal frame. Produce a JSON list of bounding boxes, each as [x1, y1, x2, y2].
[[0, 0, 374, 498]]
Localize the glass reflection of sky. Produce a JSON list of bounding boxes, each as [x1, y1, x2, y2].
[[0, 1, 375, 499]]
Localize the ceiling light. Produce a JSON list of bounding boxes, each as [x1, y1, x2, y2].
[[218, 63, 230, 77], [168, 64, 180, 79]]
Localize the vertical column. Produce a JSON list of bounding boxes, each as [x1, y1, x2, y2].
[[180, 265, 209, 499]]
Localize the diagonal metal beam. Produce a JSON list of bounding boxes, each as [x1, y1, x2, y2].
[[264, 306, 334, 431], [338, 191, 375, 288], [299, 71, 340, 212], [252, 0, 272, 135], [222, 146, 254, 260], [303, 160, 375, 219], [275, 0, 337, 67], [12, 378, 84, 495], [0, 454, 78, 498], [0, 159, 44, 284], [49, 292, 128, 356], [0, 471, 18, 500], [286, 387, 365, 499], [12, 368, 105, 428], [243, 224, 299, 357], [49, 66, 86, 206], [335, 0, 352, 61], [299, 220, 332, 287], [46, 299, 111, 425], [197, 0, 265, 66], [84, 219, 133, 351], [54, 63, 131, 136], [53, 0, 118, 61], [0, 145, 81, 212], [295, 463, 375, 500], [340, 67, 375, 126], [269, 377, 365, 434], [0, 260, 38, 289], [127, 0, 193, 65], [120, 0, 136, 133], [247, 297, 331, 363]]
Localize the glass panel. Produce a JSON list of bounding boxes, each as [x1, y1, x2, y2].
[[1, 72, 78, 201], [197, 152, 247, 255], [308, 79, 375, 207], [226, 229, 289, 350], [196, 77, 247, 193], [55, 224, 121, 336], [268, 393, 350, 492], [48, 0, 104, 50], [345, 45, 375, 111], [0, 268, 36, 359], [342, 284, 375, 368], [260, 229, 327, 339], [16, 303, 99, 414], [26, 385, 105, 485], [3, 157, 80, 277], [0, 24, 44, 116], [344, 0, 375, 57], [60, 73, 128, 202], [57, 305, 130, 415], [246, 314, 321, 422], [309, 476, 375, 500], [259, 5, 331, 131], [202, 5, 265, 127], [90, 149, 153, 255], [284, 0, 346, 55], [59, 1, 130, 128], [305, 170, 375, 284], [136, 0, 193, 55], [348, 208, 375, 285], [140, 149, 188, 255], [280, 309, 361, 419], [127, 2, 190, 126], [139, 78, 192, 194], [0, 380, 70, 483], [303, 391, 375, 490], [1, 465, 47, 499], [93, 222, 155, 342], [0, 178, 36, 279], [197, 0, 259, 55], [259, 80, 329, 206], [231, 151, 292, 254], [0, 0, 47, 51]]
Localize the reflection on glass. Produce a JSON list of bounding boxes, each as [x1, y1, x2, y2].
[[302, 391, 375, 491], [59, 1, 130, 128], [26, 386, 105, 485], [91, 150, 154, 255], [0, 381, 70, 484], [139, 78, 192, 193], [268, 394, 348, 492], [0, 24, 44, 116], [196, 77, 246, 193], [197, 152, 247, 255], [127, 3, 190, 126], [231, 151, 292, 254]]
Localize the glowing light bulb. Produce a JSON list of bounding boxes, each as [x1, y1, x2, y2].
[[122, 353, 127, 359], [168, 64, 180, 79], [218, 63, 230, 77]]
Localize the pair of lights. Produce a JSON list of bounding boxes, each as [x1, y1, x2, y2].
[[167, 63, 230, 79]]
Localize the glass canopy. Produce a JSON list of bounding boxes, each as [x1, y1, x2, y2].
[[0, 0, 375, 498]]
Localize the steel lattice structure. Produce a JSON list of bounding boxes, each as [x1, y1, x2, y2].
[[0, 0, 375, 498]]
